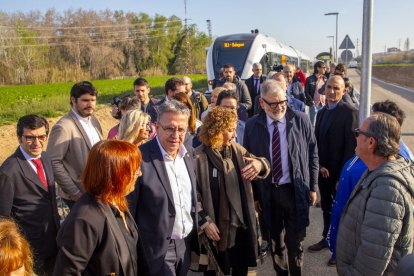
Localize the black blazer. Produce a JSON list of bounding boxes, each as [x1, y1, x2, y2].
[[315, 101, 359, 181], [53, 194, 143, 276], [0, 148, 59, 262], [245, 74, 265, 116], [128, 138, 198, 275]]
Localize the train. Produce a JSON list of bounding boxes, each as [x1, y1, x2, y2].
[[206, 33, 311, 89]]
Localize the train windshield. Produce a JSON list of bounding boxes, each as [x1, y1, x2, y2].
[[212, 40, 254, 79]]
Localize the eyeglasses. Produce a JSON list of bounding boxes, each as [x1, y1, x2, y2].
[[158, 122, 187, 135], [353, 128, 376, 139], [22, 135, 48, 143], [262, 97, 287, 109]]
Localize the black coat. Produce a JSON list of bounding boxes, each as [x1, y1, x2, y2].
[[0, 148, 59, 264], [127, 138, 198, 275], [245, 74, 266, 116], [315, 101, 359, 182], [53, 193, 145, 275], [243, 109, 319, 230]]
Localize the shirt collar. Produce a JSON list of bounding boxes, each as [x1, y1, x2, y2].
[[326, 101, 339, 110], [19, 146, 41, 161], [266, 113, 286, 128], [71, 108, 91, 123], [155, 136, 187, 160]]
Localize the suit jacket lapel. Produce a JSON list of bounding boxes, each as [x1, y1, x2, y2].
[[149, 139, 175, 205], [69, 110, 93, 149], [15, 148, 49, 192]]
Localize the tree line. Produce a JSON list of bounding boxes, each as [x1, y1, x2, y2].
[[0, 9, 211, 85]]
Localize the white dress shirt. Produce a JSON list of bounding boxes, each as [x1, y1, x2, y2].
[[156, 137, 193, 239], [71, 109, 101, 146], [266, 114, 291, 185]]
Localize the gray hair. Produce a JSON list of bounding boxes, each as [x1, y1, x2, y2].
[[156, 99, 190, 121], [253, 62, 262, 69], [260, 79, 286, 98], [366, 113, 400, 157]]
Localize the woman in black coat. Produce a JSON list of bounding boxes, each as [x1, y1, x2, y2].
[[53, 140, 145, 275]]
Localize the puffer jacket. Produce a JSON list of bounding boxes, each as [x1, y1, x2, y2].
[[336, 155, 414, 276]]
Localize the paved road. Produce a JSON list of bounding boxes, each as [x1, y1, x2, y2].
[[190, 70, 414, 275]]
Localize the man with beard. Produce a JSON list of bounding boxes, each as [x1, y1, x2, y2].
[[218, 64, 252, 112], [47, 81, 102, 209], [244, 80, 319, 275]]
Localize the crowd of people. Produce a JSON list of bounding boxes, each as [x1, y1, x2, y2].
[[0, 63, 413, 276]]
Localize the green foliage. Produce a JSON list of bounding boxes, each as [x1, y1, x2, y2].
[[0, 75, 207, 125], [373, 63, 414, 67]]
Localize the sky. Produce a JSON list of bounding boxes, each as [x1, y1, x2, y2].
[[1, 0, 413, 60]]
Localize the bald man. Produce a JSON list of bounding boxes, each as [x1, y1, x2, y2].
[[308, 76, 358, 253]]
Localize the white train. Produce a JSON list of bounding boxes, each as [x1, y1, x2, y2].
[[206, 33, 311, 88]]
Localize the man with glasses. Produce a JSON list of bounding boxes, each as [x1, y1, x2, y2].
[[182, 76, 208, 120], [336, 113, 414, 275], [304, 61, 327, 125], [309, 75, 358, 253], [244, 79, 319, 275], [0, 115, 60, 275], [128, 100, 198, 276]]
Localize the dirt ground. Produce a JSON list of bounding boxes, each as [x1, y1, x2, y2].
[[0, 105, 117, 164], [372, 66, 414, 88]]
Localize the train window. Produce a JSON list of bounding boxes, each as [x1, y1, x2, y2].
[[212, 40, 254, 78]]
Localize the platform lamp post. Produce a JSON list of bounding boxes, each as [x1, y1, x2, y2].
[[325, 12, 339, 63], [327, 35, 335, 62]]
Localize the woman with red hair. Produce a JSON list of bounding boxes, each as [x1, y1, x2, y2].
[[53, 140, 145, 275], [0, 218, 34, 276]]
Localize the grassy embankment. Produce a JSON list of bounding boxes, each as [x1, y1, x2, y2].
[[0, 75, 207, 126]]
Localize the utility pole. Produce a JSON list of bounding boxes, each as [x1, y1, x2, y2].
[[184, 0, 191, 73], [206, 19, 212, 39], [359, 0, 374, 124], [356, 38, 359, 57]]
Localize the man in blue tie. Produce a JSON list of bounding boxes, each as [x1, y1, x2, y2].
[[244, 80, 319, 276], [245, 62, 266, 117]]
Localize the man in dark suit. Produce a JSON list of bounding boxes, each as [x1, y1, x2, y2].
[[128, 100, 198, 276], [47, 81, 102, 209], [308, 75, 358, 253], [245, 62, 266, 116], [0, 114, 60, 275], [244, 80, 319, 275]]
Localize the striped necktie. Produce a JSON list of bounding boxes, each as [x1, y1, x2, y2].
[[272, 121, 282, 184]]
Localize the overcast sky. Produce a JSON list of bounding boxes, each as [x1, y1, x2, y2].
[[1, 0, 413, 59]]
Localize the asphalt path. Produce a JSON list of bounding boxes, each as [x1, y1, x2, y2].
[[190, 70, 414, 275]]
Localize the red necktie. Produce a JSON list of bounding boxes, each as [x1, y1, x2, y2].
[[272, 121, 282, 184], [32, 158, 48, 189]]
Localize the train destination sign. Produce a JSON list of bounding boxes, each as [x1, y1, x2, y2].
[[223, 42, 246, 48]]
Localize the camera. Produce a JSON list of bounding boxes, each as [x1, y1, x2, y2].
[[272, 64, 284, 72]]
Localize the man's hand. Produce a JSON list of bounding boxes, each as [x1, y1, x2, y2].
[[204, 222, 220, 241], [242, 157, 262, 181], [320, 167, 330, 178], [309, 191, 317, 206]]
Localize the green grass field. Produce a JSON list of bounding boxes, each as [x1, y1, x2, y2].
[[0, 75, 207, 125]]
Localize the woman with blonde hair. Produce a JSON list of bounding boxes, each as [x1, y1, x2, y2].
[[0, 218, 34, 276], [195, 107, 270, 275], [118, 109, 152, 146], [201, 87, 226, 121]]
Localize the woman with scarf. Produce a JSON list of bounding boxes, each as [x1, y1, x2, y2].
[[195, 107, 270, 275]]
